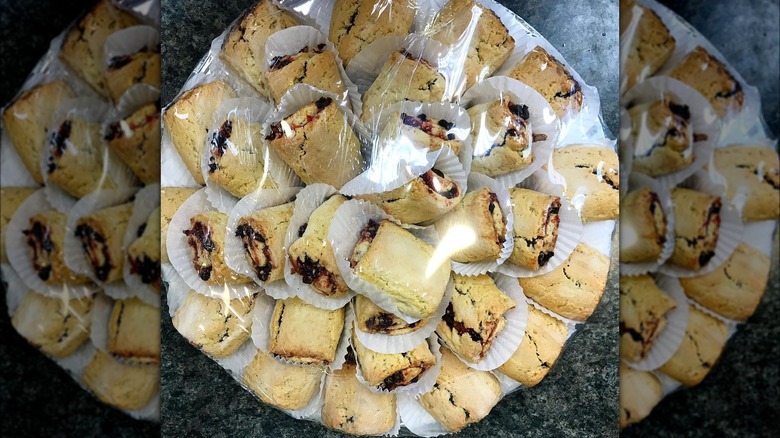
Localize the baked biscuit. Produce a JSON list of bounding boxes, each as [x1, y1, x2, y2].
[[380, 111, 463, 155], [105, 49, 161, 104], [670, 46, 744, 118], [713, 146, 779, 222], [668, 188, 721, 271], [266, 44, 347, 104], [628, 98, 693, 177], [46, 116, 114, 198], [354, 294, 428, 336], [434, 188, 506, 263], [620, 188, 667, 263], [235, 202, 294, 283], [127, 207, 162, 290], [108, 297, 161, 364], [552, 145, 620, 222], [75, 202, 134, 283], [172, 291, 255, 358], [507, 188, 561, 270], [352, 333, 436, 391], [183, 211, 251, 285], [161, 187, 198, 264], [243, 349, 324, 411], [658, 306, 728, 386], [507, 46, 583, 118], [105, 102, 161, 184], [519, 243, 609, 321], [419, 347, 501, 432], [269, 297, 345, 365], [619, 362, 663, 429], [619, 275, 676, 362], [0, 188, 36, 263], [621, 1, 676, 91], [81, 350, 159, 410], [468, 98, 536, 177], [24, 211, 91, 285]]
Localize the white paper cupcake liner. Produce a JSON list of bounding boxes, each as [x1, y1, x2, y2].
[[329, 198, 443, 324], [2, 263, 27, 314], [493, 369, 524, 396], [438, 173, 514, 276], [6, 189, 99, 298], [686, 298, 741, 335], [741, 220, 778, 258], [224, 187, 301, 285], [121, 184, 161, 307], [354, 335, 443, 397], [622, 76, 720, 190], [89, 292, 114, 352], [580, 220, 616, 259], [525, 297, 581, 336], [619, 107, 633, 189], [353, 280, 453, 355], [461, 76, 559, 187], [496, 170, 584, 278], [111, 83, 160, 123], [397, 393, 449, 438], [623, 275, 689, 372], [103, 25, 160, 68], [166, 188, 261, 299], [620, 173, 676, 276]]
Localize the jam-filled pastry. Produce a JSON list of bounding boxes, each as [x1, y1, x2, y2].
[[552, 145, 620, 222], [437, 274, 516, 363], [668, 188, 721, 271], [287, 195, 350, 297], [11, 290, 94, 358], [380, 111, 463, 155], [628, 98, 693, 177], [269, 297, 345, 365], [349, 220, 450, 319], [434, 188, 507, 263], [46, 116, 114, 198], [172, 291, 255, 358], [105, 102, 161, 184], [81, 350, 159, 411], [621, 0, 676, 92], [507, 188, 560, 270], [352, 332, 436, 391], [619, 275, 676, 362], [2, 81, 75, 184], [24, 211, 91, 285], [265, 97, 363, 188], [235, 202, 294, 283], [1, 187, 36, 263], [419, 347, 501, 432], [183, 210, 251, 285], [620, 188, 667, 263], [266, 44, 347, 104], [243, 349, 324, 410], [354, 294, 428, 336], [619, 362, 663, 429], [356, 168, 463, 225], [713, 146, 779, 222], [468, 98, 537, 177], [75, 203, 133, 283], [670, 46, 744, 118], [105, 47, 161, 104], [108, 297, 161, 364], [127, 207, 162, 290], [161, 187, 198, 264], [507, 46, 583, 118]]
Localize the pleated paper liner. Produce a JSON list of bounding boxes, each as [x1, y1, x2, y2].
[[496, 170, 584, 278], [620, 173, 676, 276], [328, 198, 442, 324], [119, 184, 160, 306], [6, 189, 98, 299], [89, 292, 114, 353], [398, 393, 450, 438], [166, 188, 261, 299], [224, 187, 301, 286], [622, 76, 720, 191], [742, 220, 778, 259], [619, 107, 633, 189]]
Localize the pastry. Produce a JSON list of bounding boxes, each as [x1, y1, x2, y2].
[[2, 81, 75, 184], [437, 274, 516, 363], [620, 188, 667, 263], [322, 357, 397, 435], [619, 275, 677, 362], [24, 211, 91, 285], [619, 362, 663, 429], [206, 112, 277, 198], [628, 98, 693, 177], [287, 195, 349, 297], [354, 294, 428, 336], [498, 304, 568, 386], [269, 297, 345, 365], [161, 187, 198, 264], [11, 290, 94, 358], [59, 0, 139, 96], [431, 0, 514, 92], [266, 44, 347, 104], [361, 51, 447, 122], [127, 207, 162, 290], [81, 350, 159, 410], [658, 306, 728, 386], [380, 111, 463, 155], [183, 210, 251, 285], [172, 291, 255, 358], [75, 202, 134, 283], [352, 333, 436, 391], [552, 145, 620, 222], [356, 168, 463, 224], [329, 0, 415, 66], [105, 49, 161, 104], [507, 188, 561, 270], [235, 202, 294, 283], [105, 102, 161, 184], [668, 188, 721, 271], [621, 1, 676, 92], [679, 243, 771, 321], [713, 146, 779, 222], [349, 219, 450, 319], [0, 187, 36, 263], [220, 0, 299, 98], [243, 349, 324, 410], [519, 243, 609, 321], [507, 46, 583, 118], [265, 97, 363, 188], [468, 98, 536, 177], [670, 46, 744, 118], [163, 80, 236, 185], [108, 297, 161, 364], [419, 347, 501, 432], [434, 188, 506, 263]]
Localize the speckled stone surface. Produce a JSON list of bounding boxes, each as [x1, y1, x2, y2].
[[159, 0, 619, 437], [623, 0, 780, 436]]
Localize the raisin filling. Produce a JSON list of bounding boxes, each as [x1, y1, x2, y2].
[[47, 120, 71, 173], [208, 119, 233, 173], [183, 221, 215, 281], [104, 105, 160, 141], [400, 50, 435, 69], [421, 169, 459, 199], [350, 219, 379, 268], [74, 224, 113, 281], [442, 303, 484, 343], [265, 97, 333, 141], [379, 368, 423, 391], [400, 113, 456, 141], [268, 43, 327, 71], [365, 312, 420, 333], [619, 322, 644, 343], [23, 221, 55, 281], [290, 255, 340, 296], [235, 223, 274, 281], [487, 192, 506, 246], [129, 255, 161, 288], [648, 193, 667, 246]]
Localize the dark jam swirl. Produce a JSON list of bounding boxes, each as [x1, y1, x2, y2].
[[23, 221, 54, 281], [442, 303, 483, 343], [47, 120, 72, 173], [183, 221, 215, 281], [129, 255, 161, 288], [400, 113, 456, 140], [74, 224, 112, 281], [420, 169, 459, 199], [268, 43, 327, 71], [235, 223, 273, 282], [264, 97, 333, 141], [208, 119, 233, 173], [290, 255, 340, 296]]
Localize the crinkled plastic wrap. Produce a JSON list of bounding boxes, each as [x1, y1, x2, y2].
[[1, 0, 160, 422], [618, 0, 778, 430]]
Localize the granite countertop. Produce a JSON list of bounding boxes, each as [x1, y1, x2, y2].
[[160, 1, 619, 437]]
